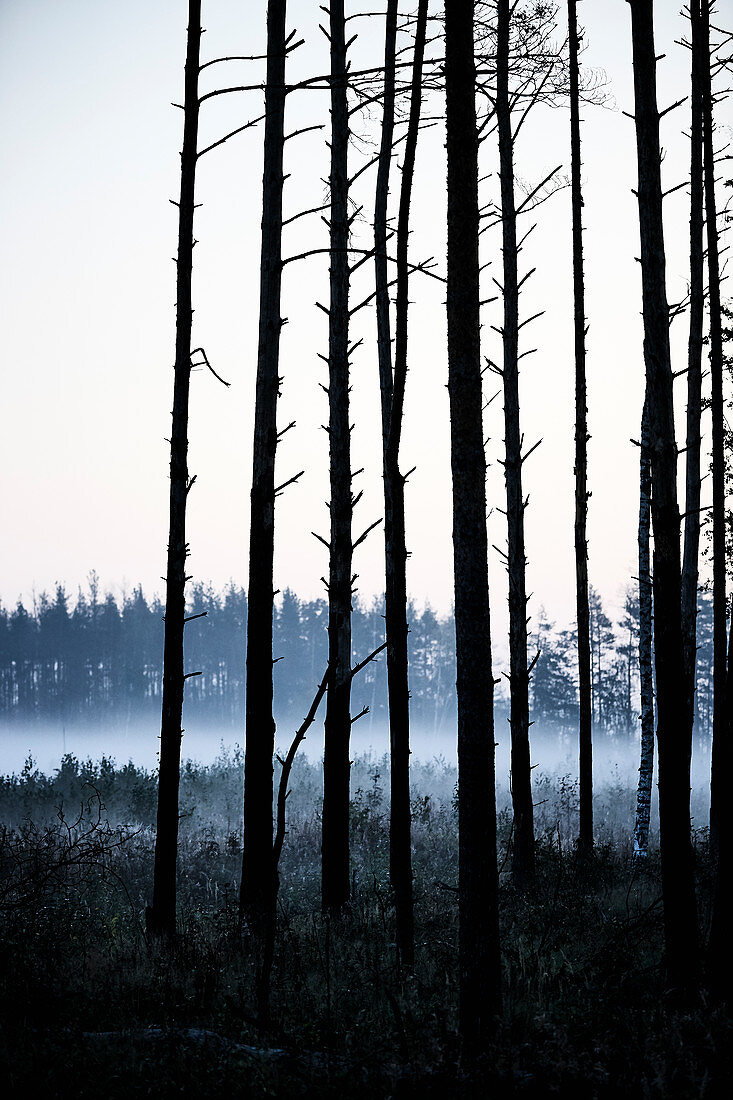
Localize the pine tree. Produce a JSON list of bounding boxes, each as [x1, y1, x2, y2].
[[148, 0, 202, 938], [627, 0, 699, 991], [445, 0, 502, 1058]]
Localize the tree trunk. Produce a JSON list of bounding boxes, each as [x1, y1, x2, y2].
[[389, 0, 428, 968], [496, 0, 534, 885], [627, 0, 699, 993], [634, 398, 655, 859], [241, 0, 287, 929], [375, 0, 397, 454], [322, 0, 353, 914], [568, 0, 593, 856], [701, 0, 727, 855], [681, 0, 705, 750], [445, 0, 502, 1059], [375, 0, 428, 972], [148, 0, 201, 938], [708, 613, 733, 997]]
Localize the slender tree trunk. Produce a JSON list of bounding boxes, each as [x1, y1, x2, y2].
[[375, 0, 400, 955], [627, 623, 633, 733], [590, 607, 596, 724], [375, 0, 397, 441], [627, 0, 699, 992], [322, 0, 353, 913], [241, 0, 287, 929], [149, 0, 201, 938], [496, 0, 534, 884], [709, 612, 733, 997], [375, 0, 428, 971], [568, 0, 593, 856], [681, 0, 705, 750], [445, 0, 502, 1059], [389, 0, 427, 971], [701, 0, 727, 854], [597, 629, 604, 729], [634, 398, 655, 859]]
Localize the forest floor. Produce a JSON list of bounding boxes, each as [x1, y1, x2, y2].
[[0, 750, 730, 1098]]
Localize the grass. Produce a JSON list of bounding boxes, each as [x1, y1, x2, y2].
[[0, 749, 729, 1097]]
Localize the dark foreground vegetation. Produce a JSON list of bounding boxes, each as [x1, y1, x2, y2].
[[1, 752, 730, 1098]]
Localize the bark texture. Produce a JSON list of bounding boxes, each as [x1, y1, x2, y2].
[[149, 0, 201, 938], [321, 0, 353, 914], [241, 0, 287, 927], [497, 0, 534, 884], [627, 0, 699, 992], [634, 399, 655, 859], [445, 0, 502, 1059], [568, 0, 593, 855]]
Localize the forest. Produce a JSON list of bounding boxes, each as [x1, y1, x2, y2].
[[2, 0, 733, 1096], [0, 578, 720, 736]]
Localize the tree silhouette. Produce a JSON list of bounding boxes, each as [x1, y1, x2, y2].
[[495, 0, 535, 884], [627, 0, 699, 993], [568, 0, 593, 856], [148, 0, 203, 938], [445, 0, 502, 1059], [680, 0, 705, 757], [701, 0, 728, 856], [634, 399, 655, 859], [374, 0, 429, 973], [321, 0, 355, 915], [241, 0, 289, 932]]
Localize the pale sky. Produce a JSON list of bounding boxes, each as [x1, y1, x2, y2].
[[0, 0, 729, 659]]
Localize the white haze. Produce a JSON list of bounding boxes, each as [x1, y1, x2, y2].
[[0, 719, 714, 839]]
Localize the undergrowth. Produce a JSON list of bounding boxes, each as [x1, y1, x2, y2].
[[0, 752, 728, 1097]]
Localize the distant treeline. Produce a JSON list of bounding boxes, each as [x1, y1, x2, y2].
[[0, 575, 717, 737]]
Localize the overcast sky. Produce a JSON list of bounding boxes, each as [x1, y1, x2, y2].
[[0, 1, 730, 659]]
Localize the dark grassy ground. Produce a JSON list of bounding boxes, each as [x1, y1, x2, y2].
[[0, 751, 729, 1097]]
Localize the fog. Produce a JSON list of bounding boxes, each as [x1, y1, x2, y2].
[[0, 718, 714, 829]]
